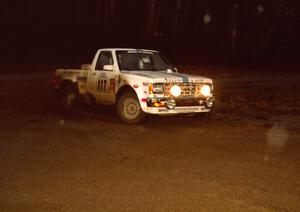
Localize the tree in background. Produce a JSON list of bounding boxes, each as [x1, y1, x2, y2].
[[1, 0, 298, 66]]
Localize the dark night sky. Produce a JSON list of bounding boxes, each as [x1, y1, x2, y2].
[[1, 0, 299, 67]]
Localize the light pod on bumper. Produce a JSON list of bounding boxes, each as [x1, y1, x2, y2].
[[205, 97, 214, 108], [166, 99, 176, 109]]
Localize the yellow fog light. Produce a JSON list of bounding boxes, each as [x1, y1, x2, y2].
[[153, 102, 160, 107], [149, 84, 153, 94]]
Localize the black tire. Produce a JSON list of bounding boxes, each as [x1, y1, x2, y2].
[[116, 91, 146, 124], [60, 84, 79, 115]]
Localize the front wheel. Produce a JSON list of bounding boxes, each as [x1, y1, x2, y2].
[[116, 92, 146, 124]]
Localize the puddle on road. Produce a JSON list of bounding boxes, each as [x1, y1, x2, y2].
[[266, 124, 289, 152]]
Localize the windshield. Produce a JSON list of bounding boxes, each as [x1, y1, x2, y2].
[[116, 50, 172, 71]]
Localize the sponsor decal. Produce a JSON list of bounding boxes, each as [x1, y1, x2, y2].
[[174, 107, 201, 111], [165, 78, 182, 82], [190, 78, 199, 83], [158, 107, 203, 113], [158, 108, 168, 112], [127, 50, 154, 54], [167, 72, 189, 83]]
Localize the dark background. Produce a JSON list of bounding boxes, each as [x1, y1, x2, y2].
[[1, 0, 299, 68]]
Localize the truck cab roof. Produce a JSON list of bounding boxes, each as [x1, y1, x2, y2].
[[97, 48, 159, 53]]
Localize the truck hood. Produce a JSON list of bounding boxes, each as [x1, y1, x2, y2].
[[121, 71, 212, 84]]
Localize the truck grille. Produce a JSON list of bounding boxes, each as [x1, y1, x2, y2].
[[165, 83, 199, 96], [180, 84, 196, 95]]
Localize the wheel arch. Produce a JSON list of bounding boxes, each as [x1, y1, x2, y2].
[[59, 80, 80, 97], [116, 85, 138, 100], [60, 80, 78, 91], [115, 85, 146, 124]]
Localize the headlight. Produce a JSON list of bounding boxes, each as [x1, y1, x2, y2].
[[170, 85, 181, 97], [149, 83, 164, 94], [200, 85, 211, 96]]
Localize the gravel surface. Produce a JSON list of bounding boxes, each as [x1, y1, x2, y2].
[[0, 67, 299, 211]]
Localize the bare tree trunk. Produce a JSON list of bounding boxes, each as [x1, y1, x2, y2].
[[174, 0, 183, 34], [96, 0, 114, 33], [147, 0, 157, 33], [110, 0, 116, 16], [259, 1, 284, 58], [231, 1, 241, 56]]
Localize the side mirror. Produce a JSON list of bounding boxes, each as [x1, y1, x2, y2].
[[81, 64, 92, 70], [103, 65, 114, 71]]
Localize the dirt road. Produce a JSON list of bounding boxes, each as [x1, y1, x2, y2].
[[0, 68, 299, 211]]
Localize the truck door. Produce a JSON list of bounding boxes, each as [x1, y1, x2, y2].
[[87, 51, 117, 104]]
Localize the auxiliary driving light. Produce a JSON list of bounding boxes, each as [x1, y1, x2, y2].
[[170, 85, 181, 97], [205, 97, 214, 108], [166, 99, 176, 109], [200, 85, 211, 97]]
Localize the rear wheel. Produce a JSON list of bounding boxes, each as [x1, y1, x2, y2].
[[60, 84, 79, 115], [116, 91, 146, 124]]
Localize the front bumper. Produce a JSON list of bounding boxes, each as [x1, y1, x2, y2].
[[143, 105, 211, 115], [141, 96, 215, 115]]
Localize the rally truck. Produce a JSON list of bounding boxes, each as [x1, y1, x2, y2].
[[53, 48, 215, 123]]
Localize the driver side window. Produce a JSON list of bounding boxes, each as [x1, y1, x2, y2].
[[95, 51, 113, 70]]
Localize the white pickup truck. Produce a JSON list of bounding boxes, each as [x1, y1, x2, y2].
[[53, 48, 215, 123]]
